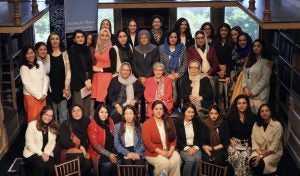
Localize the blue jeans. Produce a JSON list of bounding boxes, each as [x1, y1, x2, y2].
[[52, 99, 68, 124], [180, 150, 202, 176]]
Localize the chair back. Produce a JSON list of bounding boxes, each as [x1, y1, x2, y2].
[[117, 164, 147, 176], [199, 160, 227, 176], [54, 157, 81, 176]]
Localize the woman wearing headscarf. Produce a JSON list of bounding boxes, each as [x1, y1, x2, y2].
[[180, 60, 213, 118], [91, 28, 117, 105], [132, 30, 160, 85], [59, 104, 92, 175], [107, 62, 143, 123]]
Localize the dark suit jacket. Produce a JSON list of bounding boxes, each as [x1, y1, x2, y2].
[[174, 117, 202, 151]]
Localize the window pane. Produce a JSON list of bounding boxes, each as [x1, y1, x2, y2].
[[98, 9, 114, 33], [34, 12, 50, 43], [177, 7, 210, 36], [225, 7, 258, 39]]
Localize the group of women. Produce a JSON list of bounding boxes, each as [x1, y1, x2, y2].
[[21, 15, 282, 176]]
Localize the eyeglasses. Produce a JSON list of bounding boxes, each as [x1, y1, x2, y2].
[[189, 66, 200, 69]]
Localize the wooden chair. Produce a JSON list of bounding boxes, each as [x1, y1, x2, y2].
[[54, 157, 81, 176], [199, 160, 227, 176], [117, 164, 148, 176]]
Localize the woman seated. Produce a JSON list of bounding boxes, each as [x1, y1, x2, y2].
[[107, 62, 143, 123], [23, 105, 58, 176], [202, 105, 230, 166], [227, 95, 256, 176], [144, 62, 173, 118], [249, 104, 283, 176], [174, 103, 202, 176], [114, 105, 145, 165], [181, 60, 213, 118], [59, 104, 92, 175], [142, 100, 181, 176], [88, 104, 118, 175]]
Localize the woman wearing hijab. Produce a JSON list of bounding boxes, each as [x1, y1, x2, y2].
[[202, 105, 230, 166], [132, 30, 160, 85], [159, 30, 187, 107], [59, 104, 92, 175], [91, 28, 117, 105], [180, 60, 213, 118], [107, 62, 143, 123], [69, 30, 93, 118]]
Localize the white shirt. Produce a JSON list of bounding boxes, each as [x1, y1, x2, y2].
[[156, 121, 167, 150], [124, 125, 134, 147], [183, 120, 200, 151]]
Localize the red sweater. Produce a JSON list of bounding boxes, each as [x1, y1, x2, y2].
[[142, 117, 177, 157], [88, 118, 114, 163]]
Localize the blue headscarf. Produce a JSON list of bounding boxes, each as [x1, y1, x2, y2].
[[235, 33, 252, 58]]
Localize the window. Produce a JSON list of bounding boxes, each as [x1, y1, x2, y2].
[[225, 7, 258, 40], [34, 12, 50, 43], [98, 9, 114, 33], [177, 7, 210, 36]]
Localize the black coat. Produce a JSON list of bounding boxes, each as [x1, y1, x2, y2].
[[174, 117, 202, 151], [180, 74, 214, 109]]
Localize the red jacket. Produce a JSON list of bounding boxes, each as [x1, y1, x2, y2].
[[88, 118, 114, 163], [144, 76, 173, 117], [187, 45, 219, 76], [142, 117, 177, 157]]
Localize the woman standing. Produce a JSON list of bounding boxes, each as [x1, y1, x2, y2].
[[106, 63, 143, 123], [127, 19, 139, 48], [46, 32, 71, 124], [23, 105, 58, 176], [91, 28, 116, 105], [149, 15, 167, 46], [20, 46, 48, 122], [202, 105, 230, 166], [227, 95, 256, 176], [159, 30, 187, 106], [144, 62, 173, 117], [114, 105, 145, 165], [200, 22, 215, 46], [59, 104, 92, 175], [35, 42, 49, 77], [173, 18, 194, 48], [175, 103, 202, 176], [180, 60, 213, 117], [242, 39, 272, 113], [249, 104, 283, 175], [100, 19, 116, 45], [142, 100, 181, 176], [112, 30, 134, 73], [69, 30, 93, 118], [88, 104, 117, 175]]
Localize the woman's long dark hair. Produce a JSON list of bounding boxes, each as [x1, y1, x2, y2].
[[200, 22, 215, 40], [256, 104, 277, 127], [21, 45, 39, 69], [36, 105, 58, 134], [181, 102, 198, 121], [151, 100, 176, 142], [126, 18, 139, 35], [100, 19, 112, 33], [216, 23, 231, 45], [116, 29, 131, 49], [151, 15, 164, 29], [166, 30, 180, 45], [118, 105, 141, 138], [72, 29, 87, 46], [245, 39, 270, 68], [227, 94, 255, 121], [94, 104, 110, 125], [173, 18, 192, 41], [46, 32, 66, 54]]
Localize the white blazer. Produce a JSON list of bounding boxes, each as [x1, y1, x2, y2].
[[23, 120, 57, 158]]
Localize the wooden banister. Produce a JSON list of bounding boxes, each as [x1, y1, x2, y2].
[[263, 0, 271, 21]]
